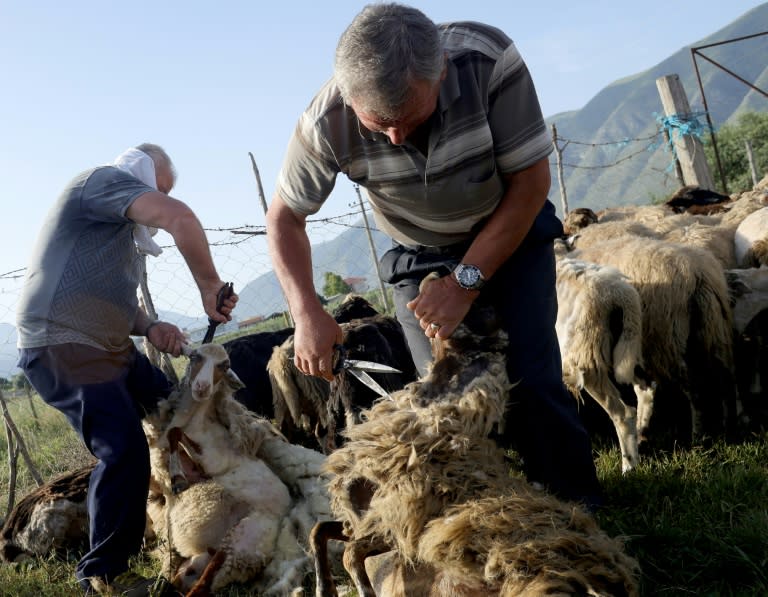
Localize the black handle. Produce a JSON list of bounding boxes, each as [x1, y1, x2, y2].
[[202, 282, 234, 344], [331, 343, 347, 375]]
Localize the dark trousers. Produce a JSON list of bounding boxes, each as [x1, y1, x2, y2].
[[382, 202, 603, 507], [17, 343, 172, 587]]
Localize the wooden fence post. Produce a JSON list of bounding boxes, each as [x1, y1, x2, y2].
[[249, 152, 294, 328], [745, 140, 759, 188], [354, 185, 391, 313], [551, 124, 569, 216], [656, 74, 716, 190]]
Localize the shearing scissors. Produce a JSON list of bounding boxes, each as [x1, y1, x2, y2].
[[332, 344, 401, 398]]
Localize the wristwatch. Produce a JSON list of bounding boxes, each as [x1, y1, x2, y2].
[[452, 263, 486, 290]]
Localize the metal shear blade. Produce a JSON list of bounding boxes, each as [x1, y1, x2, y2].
[[345, 367, 392, 399], [333, 344, 401, 398]]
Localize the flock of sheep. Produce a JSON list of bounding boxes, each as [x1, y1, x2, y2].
[[1, 178, 766, 596]]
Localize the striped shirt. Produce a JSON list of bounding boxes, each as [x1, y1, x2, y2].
[[276, 21, 552, 247]]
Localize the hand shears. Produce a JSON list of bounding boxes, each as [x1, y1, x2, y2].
[[202, 282, 234, 344], [332, 344, 401, 398]]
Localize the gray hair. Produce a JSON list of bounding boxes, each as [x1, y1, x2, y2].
[[136, 142, 177, 184], [334, 3, 444, 120]]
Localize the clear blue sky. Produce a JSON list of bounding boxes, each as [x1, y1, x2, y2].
[[0, 1, 763, 316]]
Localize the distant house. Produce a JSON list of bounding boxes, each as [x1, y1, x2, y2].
[[186, 319, 239, 343], [238, 315, 264, 329], [343, 276, 368, 293]]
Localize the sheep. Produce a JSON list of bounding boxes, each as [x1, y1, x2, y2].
[[567, 236, 739, 445], [224, 294, 402, 449], [563, 207, 599, 235], [725, 266, 768, 426], [143, 342, 333, 596], [555, 258, 648, 472], [311, 273, 640, 597], [267, 311, 418, 454], [0, 463, 93, 563], [664, 185, 731, 215], [734, 206, 768, 268]]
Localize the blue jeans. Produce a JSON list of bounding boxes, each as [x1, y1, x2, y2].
[[380, 202, 603, 507], [17, 343, 172, 587]]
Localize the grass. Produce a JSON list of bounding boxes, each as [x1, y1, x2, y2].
[[2, 394, 767, 596]]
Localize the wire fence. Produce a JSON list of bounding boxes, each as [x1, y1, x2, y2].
[[0, 117, 733, 381]]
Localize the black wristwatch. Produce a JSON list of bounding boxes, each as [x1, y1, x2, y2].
[[452, 263, 486, 290]]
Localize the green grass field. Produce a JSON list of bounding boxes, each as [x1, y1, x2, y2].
[[2, 391, 767, 596]]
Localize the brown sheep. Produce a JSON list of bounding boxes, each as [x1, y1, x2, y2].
[[311, 274, 640, 597]]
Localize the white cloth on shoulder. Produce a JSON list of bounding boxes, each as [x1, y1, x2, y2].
[[111, 147, 163, 257]]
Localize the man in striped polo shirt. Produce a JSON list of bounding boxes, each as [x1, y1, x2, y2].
[[266, 3, 602, 509]]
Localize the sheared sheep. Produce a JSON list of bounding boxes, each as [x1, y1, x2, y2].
[[0, 463, 94, 563], [555, 258, 648, 472], [311, 273, 640, 597], [143, 342, 333, 596]]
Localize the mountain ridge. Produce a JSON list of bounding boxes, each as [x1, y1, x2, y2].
[[1, 6, 765, 378]]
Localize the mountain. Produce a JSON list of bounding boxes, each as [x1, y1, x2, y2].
[[546, 3, 768, 213], [234, 222, 392, 321], [2, 7, 764, 377], [231, 5, 767, 321]]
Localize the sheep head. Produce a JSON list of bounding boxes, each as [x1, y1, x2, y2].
[[181, 343, 244, 401]]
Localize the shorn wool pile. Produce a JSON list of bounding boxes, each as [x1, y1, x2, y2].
[[312, 273, 640, 597]]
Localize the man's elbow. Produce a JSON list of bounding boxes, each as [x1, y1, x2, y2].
[[267, 193, 305, 230]]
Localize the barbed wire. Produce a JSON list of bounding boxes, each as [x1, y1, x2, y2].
[[0, 115, 719, 378]]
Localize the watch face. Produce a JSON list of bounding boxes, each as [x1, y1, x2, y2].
[[456, 264, 481, 288]]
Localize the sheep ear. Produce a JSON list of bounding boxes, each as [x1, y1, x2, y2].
[[225, 369, 245, 391]]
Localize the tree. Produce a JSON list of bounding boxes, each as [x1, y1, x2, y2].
[[706, 111, 768, 194], [322, 272, 352, 298], [12, 372, 30, 392]]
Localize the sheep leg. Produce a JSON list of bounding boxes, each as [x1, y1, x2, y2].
[[343, 537, 389, 597], [310, 520, 346, 597], [583, 380, 639, 473], [168, 427, 207, 494], [185, 548, 227, 597], [633, 381, 656, 446]]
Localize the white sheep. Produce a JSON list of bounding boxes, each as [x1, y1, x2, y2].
[[555, 258, 647, 472], [143, 342, 332, 596], [734, 206, 768, 268], [567, 236, 739, 444]]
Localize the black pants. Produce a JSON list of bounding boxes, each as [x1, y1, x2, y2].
[[17, 343, 172, 588], [380, 201, 603, 507]]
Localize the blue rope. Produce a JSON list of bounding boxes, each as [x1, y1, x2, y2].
[[654, 111, 711, 172], [655, 110, 711, 145]]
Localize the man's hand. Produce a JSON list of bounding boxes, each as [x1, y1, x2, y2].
[[406, 273, 478, 339], [200, 280, 239, 323], [292, 309, 344, 381], [147, 321, 188, 357]]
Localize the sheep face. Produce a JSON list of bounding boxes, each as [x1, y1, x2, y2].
[[183, 344, 244, 401]]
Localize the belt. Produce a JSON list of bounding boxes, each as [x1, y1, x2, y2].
[[397, 239, 472, 256]]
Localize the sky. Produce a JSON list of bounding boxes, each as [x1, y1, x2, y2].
[[0, 0, 764, 325]]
